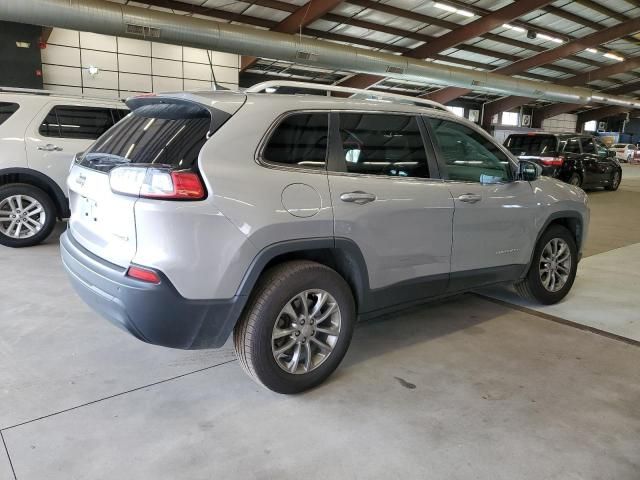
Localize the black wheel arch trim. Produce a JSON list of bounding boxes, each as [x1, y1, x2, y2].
[[235, 237, 372, 312], [524, 211, 585, 277], [0, 167, 70, 218]]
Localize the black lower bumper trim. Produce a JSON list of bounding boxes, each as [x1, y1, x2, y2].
[[60, 231, 246, 349]]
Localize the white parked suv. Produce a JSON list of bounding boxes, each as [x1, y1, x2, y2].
[[60, 82, 590, 393], [0, 88, 127, 247]]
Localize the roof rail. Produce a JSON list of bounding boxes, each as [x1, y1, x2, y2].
[[0, 86, 125, 102], [246, 80, 449, 112]]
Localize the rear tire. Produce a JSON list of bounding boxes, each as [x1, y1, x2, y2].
[[0, 184, 56, 248], [515, 225, 578, 305], [567, 173, 582, 187], [233, 260, 356, 394], [605, 170, 621, 191]]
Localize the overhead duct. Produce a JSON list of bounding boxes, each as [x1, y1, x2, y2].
[[2, 0, 639, 109]]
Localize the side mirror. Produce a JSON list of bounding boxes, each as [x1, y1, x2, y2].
[[519, 160, 541, 181], [607, 150, 616, 158]]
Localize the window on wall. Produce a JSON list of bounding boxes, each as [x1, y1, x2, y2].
[[584, 120, 597, 132], [262, 113, 328, 169], [501, 111, 519, 126], [428, 117, 511, 184], [446, 106, 465, 118], [39, 106, 119, 140], [336, 113, 430, 178]]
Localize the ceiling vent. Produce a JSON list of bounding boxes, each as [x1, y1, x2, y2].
[[386, 66, 404, 74], [296, 51, 318, 62], [126, 24, 161, 38]]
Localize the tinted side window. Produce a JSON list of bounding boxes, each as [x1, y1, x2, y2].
[[39, 106, 115, 140], [263, 113, 328, 169], [580, 138, 596, 154], [0, 102, 19, 126], [338, 113, 429, 178], [428, 118, 511, 183], [562, 137, 581, 154]]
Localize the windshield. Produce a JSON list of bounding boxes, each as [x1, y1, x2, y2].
[[79, 103, 212, 173], [504, 135, 558, 156]]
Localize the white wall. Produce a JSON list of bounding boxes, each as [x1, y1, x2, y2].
[[541, 113, 577, 133], [41, 28, 239, 98]]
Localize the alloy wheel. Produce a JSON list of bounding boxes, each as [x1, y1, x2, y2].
[[539, 238, 572, 293], [0, 195, 46, 239], [271, 289, 341, 375], [612, 171, 621, 189]]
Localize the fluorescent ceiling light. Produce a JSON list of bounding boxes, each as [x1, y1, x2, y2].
[[434, 2, 475, 17], [537, 33, 563, 44], [586, 48, 598, 54], [503, 24, 525, 33], [603, 52, 624, 61], [15, 41, 30, 48]]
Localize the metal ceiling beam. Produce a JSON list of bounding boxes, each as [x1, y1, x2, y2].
[[241, 0, 345, 71], [557, 57, 640, 86], [574, 0, 628, 23], [407, 0, 554, 60], [338, 0, 553, 90], [532, 63, 640, 125], [578, 105, 630, 124], [431, 16, 640, 108]]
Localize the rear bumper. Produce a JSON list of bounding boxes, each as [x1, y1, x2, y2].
[[60, 231, 246, 349]]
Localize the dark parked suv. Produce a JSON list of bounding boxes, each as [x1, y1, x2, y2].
[[504, 133, 622, 190]]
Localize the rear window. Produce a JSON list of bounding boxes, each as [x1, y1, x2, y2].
[[79, 103, 215, 173], [504, 135, 558, 156], [0, 102, 19, 126]]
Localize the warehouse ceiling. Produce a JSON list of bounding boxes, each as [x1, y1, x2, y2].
[[114, 0, 640, 115]]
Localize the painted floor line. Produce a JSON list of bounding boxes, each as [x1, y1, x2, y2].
[[474, 293, 640, 348], [1, 359, 238, 432]]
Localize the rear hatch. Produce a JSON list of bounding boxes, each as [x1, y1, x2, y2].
[[67, 93, 244, 267], [504, 134, 564, 168]]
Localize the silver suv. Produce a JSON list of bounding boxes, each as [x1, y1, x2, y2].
[[60, 82, 589, 394]]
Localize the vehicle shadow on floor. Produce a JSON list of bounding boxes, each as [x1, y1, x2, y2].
[[337, 293, 498, 371]]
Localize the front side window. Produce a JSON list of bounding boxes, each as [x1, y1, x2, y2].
[[39, 105, 115, 140], [428, 118, 511, 183], [0, 102, 19, 126], [594, 140, 609, 159], [337, 113, 430, 178], [580, 137, 596, 154], [263, 113, 328, 169]]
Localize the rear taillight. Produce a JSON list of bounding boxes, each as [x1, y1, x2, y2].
[[540, 156, 564, 167], [126, 265, 161, 284], [109, 166, 205, 200]]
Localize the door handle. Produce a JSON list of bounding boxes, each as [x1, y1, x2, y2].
[[457, 193, 482, 204], [340, 191, 377, 205], [37, 144, 63, 152]]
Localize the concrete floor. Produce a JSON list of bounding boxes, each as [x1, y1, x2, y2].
[[1, 166, 639, 479]]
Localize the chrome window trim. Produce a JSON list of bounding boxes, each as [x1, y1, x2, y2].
[[255, 109, 331, 175]]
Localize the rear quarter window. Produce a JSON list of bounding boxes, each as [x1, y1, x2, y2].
[[0, 102, 19, 126]]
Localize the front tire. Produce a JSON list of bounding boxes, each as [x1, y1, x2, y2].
[[605, 170, 621, 191], [515, 225, 578, 305], [0, 184, 56, 248], [234, 260, 356, 394]]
